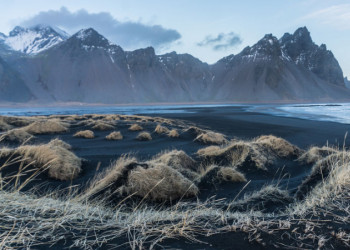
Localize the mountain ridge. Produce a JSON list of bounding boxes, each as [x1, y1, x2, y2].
[[0, 25, 349, 104]]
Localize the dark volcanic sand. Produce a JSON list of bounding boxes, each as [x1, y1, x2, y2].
[[1, 106, 350, 249], [150, 106, 350, 149]]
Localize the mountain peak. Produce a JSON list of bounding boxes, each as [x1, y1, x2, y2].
[[71, 28, 111, 48], [5, 25, 67, 54], [9, 26, 26, 37]]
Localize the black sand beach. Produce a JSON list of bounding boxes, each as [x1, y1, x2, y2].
[[0, 106, 350, 249], [152, 106, 350, 149]]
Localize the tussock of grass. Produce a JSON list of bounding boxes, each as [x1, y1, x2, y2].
[[195, 131, 227, 145], [168, 129, 179, 138], [91, 122, 115, 131], [16, 139, 81, 181], [218, 167, 247, 182], [125, 163, 199, 201], [74, 130, 95, 139], [229, 185, 293, 212], [199, 165, 246, 187], [0, 116, 33, 127], [129, 124, 143, 131], [0, 119, 13, 131], [0, 128, 34, 143], [23, 119, 69, 134], [184, 126, 205, 136], [254, 135, 301, 158], [154, 124, 169, 134], [106, 131, 123, 140], [136, 132, 152, 141], [151, 150, 198, 180], [298, 146, 338, 164], [85, 155, 198, 202], [197, 136, 302, 170]]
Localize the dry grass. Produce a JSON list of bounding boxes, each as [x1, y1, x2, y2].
[[254, 135, 301, 158], [199, 165, 246, 185], [168, 129, 179, 138], [106, 131, 123, 140], [74, 130, 95, 139], [217, 167, 247, 182], [0, 119, 13, 131], [125, 163, 199, 201], [129, 124, 143, 131], [0, 142, 349, 248], [0, 128, 34, 143], [91, 122, 115, 131], [151, 150, 198, 180], [154, 124, 169, 134], [85, 155, 198, 202], [16, 139, 81, 181], [298, 146, 338, 164], [195, 131, 227, 145], [23, 119, 69, 134], [196, 136, 302, 170], [136, 132, 152, 141]]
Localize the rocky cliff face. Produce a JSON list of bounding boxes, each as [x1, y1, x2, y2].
[[0, 56, 33, 102], [280, 27, 344, 86], [0, 26, 349, 103]]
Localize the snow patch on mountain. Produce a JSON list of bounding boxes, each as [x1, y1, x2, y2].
[[4, 25, 67, 54]]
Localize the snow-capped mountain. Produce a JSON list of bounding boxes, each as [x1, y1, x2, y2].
[[0, 26, 349, 103], [3, 25, 69, 55]]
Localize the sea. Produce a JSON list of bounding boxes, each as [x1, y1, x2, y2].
[[0, 103, 349, 125]]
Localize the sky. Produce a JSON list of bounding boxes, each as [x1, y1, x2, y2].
[[0, 0, 349, 77]]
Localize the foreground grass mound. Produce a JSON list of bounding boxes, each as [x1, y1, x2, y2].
[[15, 139, 81, 181], [0, 128, 34, 143], [197, 135, 302, 171], [85, 156, 198, 202]]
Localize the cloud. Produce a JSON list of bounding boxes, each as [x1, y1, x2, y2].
[[20, 7, 181, 49], [303, 4, 350, 30], [197, 32, 242, 51]]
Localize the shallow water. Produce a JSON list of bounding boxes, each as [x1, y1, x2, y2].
[[0, 102, 349, 125], [247, 103, 350, 124]]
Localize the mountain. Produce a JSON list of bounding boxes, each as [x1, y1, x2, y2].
[[345, 77, 350, 89], [1, 25, 68, 55], [0, 56, 33, 102], [0, 25, 349, 103]]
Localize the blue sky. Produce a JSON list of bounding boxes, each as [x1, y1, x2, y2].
[[1, 0, 350, 77]]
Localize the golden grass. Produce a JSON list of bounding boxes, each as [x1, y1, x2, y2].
[[0, 128, 34, 143], [125, 164, 198, 201], [106, 131, 123, 140], [196, 136, 302, 170], [91, 122, 115, 131], [0, 119, 13, 131], [151, 150, 198, 180], [195, 131, 227, 145], [199, 165, 246, 184], [74, 130, 95, 139], [298, 146, 338, 164], [16, 139, 81, 181], [254, 135, 301, 158], [217, 167, 247, 182], [137, 132, 152, 141], [154, 124, 169, 134], [23, 119, 69, 134], [129, 124, 143, 131], [168, 129, 179, 138], [85, 155, 198, 202]]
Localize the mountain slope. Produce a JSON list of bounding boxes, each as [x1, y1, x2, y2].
[[0, 56, 33, 102], [1, 26, 349, 103]]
